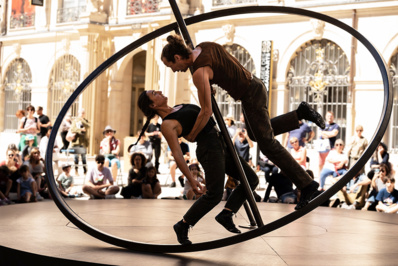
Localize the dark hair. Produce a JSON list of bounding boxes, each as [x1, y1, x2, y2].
[[19, 165, 29, 174], [189, 163, 201, 172], [130, 152, 146, 169], [379, 162, 391, 176], [131, 91, 158, 149], [7, 143, 18, 151], [373, 142, 388, 160], [161, 35, 192, 63], [95, 154, 105, 163], [0, 165, 10, 175], [385, 176, 395, 184], [26, 105, 35, 112]]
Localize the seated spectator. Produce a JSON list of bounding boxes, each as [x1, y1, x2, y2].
[[233, 128, 253, 164], [318, 139, 348, 191], [183, 163, 206, 200], [129, 132, 153, 168], [16, 165, 38, 203], [289, 137, 307, 169], [257, 152, 279, 202], [362, 162, 390, 211], [100, 125, 121, 181], [338, 172, 369, 209], [121, 153, 147, 199], [22, 134, 35, 161], [141, 166, 161, 199], [266, 172, 296, 204], [82, 155, 119, 199], [39, 126, 61, 175], [1, 145, 21, 194], [375, 176, 398, 213], [167, 138, 190, 187], [0, 166, 13, 205], [367, 142, 389, 180], [57, 163, 80, 198], [23, 147, 45, 201]]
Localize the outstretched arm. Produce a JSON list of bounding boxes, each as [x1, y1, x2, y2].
[[184, 67, 213, 142], [162, 121, 203, 195]]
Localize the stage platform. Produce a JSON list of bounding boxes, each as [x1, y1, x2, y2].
[[1, 199, 398, 265]]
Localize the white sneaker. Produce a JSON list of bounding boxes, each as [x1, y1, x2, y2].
[[105, 195, 116, 199], [36, 193, 43, 201]]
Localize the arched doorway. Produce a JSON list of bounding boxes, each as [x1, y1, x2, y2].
[[287, 39, 350, 142], [214, 43, 256, 127], [48, 54, 81, 121], [3, 58, 32, 131], [130, 51, 146, 136]]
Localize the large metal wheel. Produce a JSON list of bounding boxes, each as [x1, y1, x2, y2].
[[45, 6, 392, 253]]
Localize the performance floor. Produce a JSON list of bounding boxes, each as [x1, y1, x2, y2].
[[1, 198, 398, 265]]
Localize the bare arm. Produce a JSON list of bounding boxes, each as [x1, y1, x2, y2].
[[321, 129, 339, 139], [184, 67, 213, 142], [162, 121, 203, 194]]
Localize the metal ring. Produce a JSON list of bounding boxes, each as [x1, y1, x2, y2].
[[45, 6, 392, 253]]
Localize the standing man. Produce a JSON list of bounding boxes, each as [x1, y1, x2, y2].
[[37, 106, 51, 145], [70, 108, 90, 176], [161, 35, 325, 209], [146, 114, 162, 174], [318, 111, 340, 173]]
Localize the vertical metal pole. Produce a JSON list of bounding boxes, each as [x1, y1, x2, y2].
[[168, 0, 263, 227]]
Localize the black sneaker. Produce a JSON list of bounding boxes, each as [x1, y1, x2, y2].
[[178, 176, 185, 187], [295, 181, 319, 210], [297, 102, 325, 129], [173, 220, 192, 245], [215, 209, 241, 234], [170, 182, 176, 188]]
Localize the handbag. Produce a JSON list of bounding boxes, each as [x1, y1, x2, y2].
[[315, 138, 331, 152]]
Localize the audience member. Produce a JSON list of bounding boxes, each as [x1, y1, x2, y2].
[[317, 111, 340, 173], [375, 176, 398, 213], [37, 106, 51, 144], [318, 139, 348, 191], [141, 166, 161, 199], [362, 162, 390, 211], [39, 126, 61, 175], [257, 151, 279, 202], [70, 108, 90, 175], [233, 128, 253, 164], [167, 138, 190, 188], [23, 147, 45, 201], [183, 163, 206, 200], [7, 144, 22, 166], [129, 131, 153, 167], [82, 155, 119, 199], [367, 142, 389, 181], [347, 125, 368, 174], [15, 109, 26, 123], [16, 105, 40, 151], [145, 115, 162, 173], [224, 115, 237, 138], [60, 112, 72, 151], [338, 172, 369, 209], [100, 125, 121, 181], [283, 120, 314, 149], [22, 134, 35, 161], [16, 165, 38, 203], [0, 166, 12, 205], [121, 152, 147, 199], [2, 145, 21, 194], [289, 137, 307, 169], [57, 163, 80, 198], [266, 171, 296, 204]]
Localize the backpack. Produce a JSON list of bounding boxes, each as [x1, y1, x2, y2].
[[22, 117, 39, 130]]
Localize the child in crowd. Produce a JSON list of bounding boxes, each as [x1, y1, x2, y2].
[[57, 163, 79, 198], [142, 166, 161, 199], [375, 176, 398, 213], [16, 165, 38, 203], [0, 166, 13, 205], [22, 134, 35, 162], [183, 163, 206, 200]]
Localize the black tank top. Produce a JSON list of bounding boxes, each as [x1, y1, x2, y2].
[[163, 104, 216, 140]]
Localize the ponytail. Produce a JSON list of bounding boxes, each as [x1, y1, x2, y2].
[[128, 91, 157, 152]]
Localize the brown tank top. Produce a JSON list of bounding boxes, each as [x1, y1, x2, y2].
[[192, 42, 252, 100]]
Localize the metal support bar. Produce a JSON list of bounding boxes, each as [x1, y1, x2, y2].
[[168, 0, 263, 227]]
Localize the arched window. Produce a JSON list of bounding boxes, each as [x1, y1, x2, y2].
[[4, 58, 32, 131], [215, 44, 256, 127], [389, 48, 398, 152], [49, 55, 81, 121], [287, 39, 350, 142]]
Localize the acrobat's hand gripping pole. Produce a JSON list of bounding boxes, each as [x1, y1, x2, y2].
[[168, 0, 263, 228]]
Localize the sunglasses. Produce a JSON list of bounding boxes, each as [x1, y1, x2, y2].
[[8, 154, 15, 157], [106, 130, 114, 133], [380, 169, 386, 173], [97, 161, 104, 165], [335, 143, 343, 147], [27, 109, 34, 112]]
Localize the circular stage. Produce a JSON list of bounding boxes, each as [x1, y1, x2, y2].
[[1, 199, 397, 265]]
